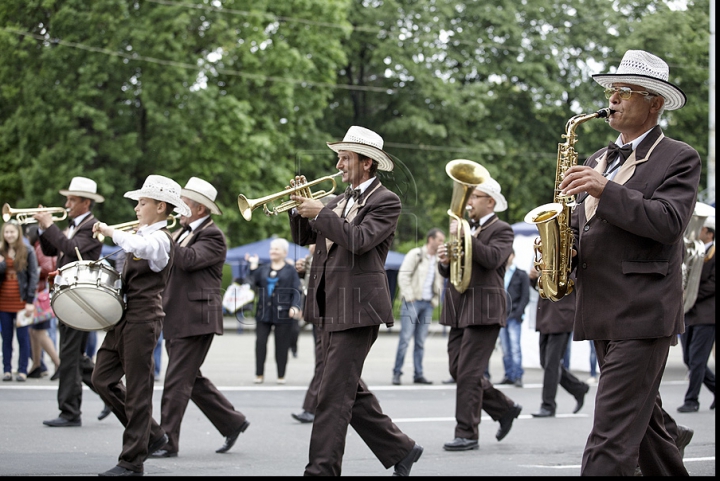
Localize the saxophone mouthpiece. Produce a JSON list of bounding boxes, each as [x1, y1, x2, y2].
[[598, 108, 616, 122]]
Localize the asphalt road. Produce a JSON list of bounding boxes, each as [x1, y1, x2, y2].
[[0, 320, 715, 476]]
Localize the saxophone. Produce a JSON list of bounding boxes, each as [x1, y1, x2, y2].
[[524, 108, 613, 301]]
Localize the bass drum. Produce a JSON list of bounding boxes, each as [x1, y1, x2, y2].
[[51, 260, 125, 331]]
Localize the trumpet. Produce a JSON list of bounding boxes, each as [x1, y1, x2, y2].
[[94, 215, 177, 242], [237, 172, 342, 221], [2, 203, 69, 224]]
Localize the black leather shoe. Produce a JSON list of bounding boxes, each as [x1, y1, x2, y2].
[[291, 411, 315, 423], [149, 449, 178, 458], [99, 465, 143, 476], [145, 434, 169, 461], [677, 402, 699, 413], [711, 398, 715, 410], [98, 405, 112, 421], [443, 437, 479, 451], [392, 373, 401, 385], [43, 416, 81, 427], [27, 367, 44, 378], [50, 369, 60, 381], [393, 443, 423, 476], [216, 419, 250, 453], [675, 424, 694, 458], [574, 383, 590, 414], [441, 378, 456, 384], [498, 377, 513, 385], [496, 403, 521, 441], [413, 377, 432, 385], [531, 407, 555, 418]]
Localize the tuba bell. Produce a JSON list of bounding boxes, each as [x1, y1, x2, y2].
[[444, 159, 490, 293], [682, 201, 714, 313]]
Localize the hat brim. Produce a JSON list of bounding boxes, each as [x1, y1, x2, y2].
[[124, 190, 191, 217], [59, 190, 105, 203], [327, 142, 394, 172], [181, 189, 222, 215], [475, 186, 508, 212], [592, 74, 686, 110]]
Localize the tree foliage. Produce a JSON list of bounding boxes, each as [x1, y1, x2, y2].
[[0, 0, 710, 253]]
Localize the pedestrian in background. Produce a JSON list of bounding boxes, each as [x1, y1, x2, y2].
[[498, 249, 529, 387], [0, 220, 38, 382], [245, 237, 302, 385], [392, 227, 445, 386]]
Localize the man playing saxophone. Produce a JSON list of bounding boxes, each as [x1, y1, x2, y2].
[[558, 50, 702, 476]]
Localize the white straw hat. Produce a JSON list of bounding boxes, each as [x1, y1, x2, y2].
[[705, 215, 715, 231], [182, 177, 222, 215], [327, 126, 394, 172], [475, 177, 507, 212], [592, 50, 686, 110], [124, 175, 191, 217], [59, 176, 105, 203]]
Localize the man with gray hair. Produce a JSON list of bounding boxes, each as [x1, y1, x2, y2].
[[150, 177, 250, 459], [559, 49, 701, 476]]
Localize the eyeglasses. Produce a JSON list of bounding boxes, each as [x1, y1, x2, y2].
[[604, 87, 655, 100]]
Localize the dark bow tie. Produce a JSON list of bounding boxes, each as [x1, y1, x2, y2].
[[344, 186, 361, 201], [468, 218, 480, 229], [606, 142, 633, 166], [177, 225, 191, 242]]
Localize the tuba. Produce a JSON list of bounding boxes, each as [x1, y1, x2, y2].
[[682, 201, 714, 313], [524, 108, 613, 301], [445, 159, 490, 293]]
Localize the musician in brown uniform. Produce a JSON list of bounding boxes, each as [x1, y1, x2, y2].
[[437, 177, 518, 451], [34, 177, 106, 427], [289, 126, 422, 476], [149, 177, 250, 459], [559, 49, 701, 476], [678, 211, 715, 413], [92, 175, 191, 476]]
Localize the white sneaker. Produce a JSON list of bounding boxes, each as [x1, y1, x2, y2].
[[586, 376, 597, 384], [277, 378, 286, 385], [254, 375, 264, 384]]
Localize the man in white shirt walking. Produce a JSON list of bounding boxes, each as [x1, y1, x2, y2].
[[392, 228, 446, 385]]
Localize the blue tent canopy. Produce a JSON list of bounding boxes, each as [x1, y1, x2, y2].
[[512, 221, 539, 237]]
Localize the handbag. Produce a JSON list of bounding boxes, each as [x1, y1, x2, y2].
[[33, 288, 54, 324]]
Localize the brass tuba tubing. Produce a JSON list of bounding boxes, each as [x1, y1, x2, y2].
[[237, 172, 342, 221], [444, 159, 490, 293], [2, 203, 68, 224], [94, 215, 176, 242]]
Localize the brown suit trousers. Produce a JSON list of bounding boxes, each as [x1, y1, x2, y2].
[[161, 335, 247, 452], [305, 326, 415, 475], [582, 337, 687, 476]]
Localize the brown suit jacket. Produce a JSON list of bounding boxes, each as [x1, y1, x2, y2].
[[684, 243, 715, 327], [438, 215, 514, 328], [162, 218, 226, 339], [571, 125, 702, 341], [290, 177, 400, 331], [38, 214, 102, 267], [534, 274, 577, 335]]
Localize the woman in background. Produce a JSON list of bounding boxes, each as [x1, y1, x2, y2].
[[0, 220, 38, 382], [245, 238, 302, 384], [25, 225, 60, 379]]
